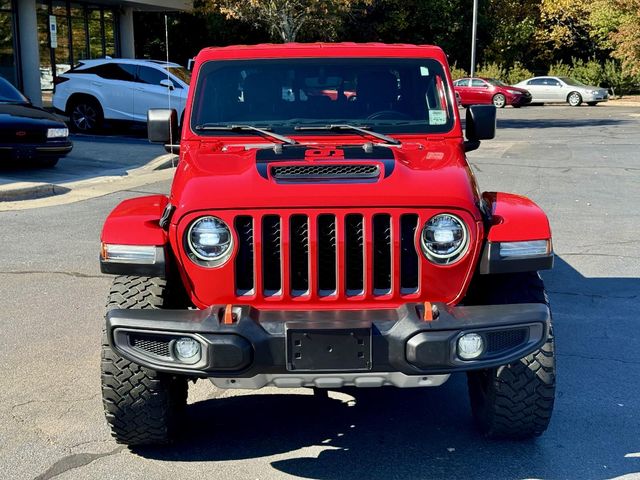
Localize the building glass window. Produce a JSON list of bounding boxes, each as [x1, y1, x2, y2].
[[103, 10, 116, 57], [88, 7, 103, 58], [52, 1, 71, 75], [37, 2, 53, 90], [70, 3, 88, 64], [0, 0, 17, 86], [37, 1, 119, 92]]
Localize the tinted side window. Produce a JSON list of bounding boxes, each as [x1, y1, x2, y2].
[[527, 78, 544, 86], [85, 63, 136, 81], [454, 79, 470, 87], [547, 79, 561, 86], [137, 66, 169, 86], [471, 79, 487, 87]]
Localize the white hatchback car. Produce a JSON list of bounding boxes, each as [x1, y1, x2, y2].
[[53, 58, 190, 132]]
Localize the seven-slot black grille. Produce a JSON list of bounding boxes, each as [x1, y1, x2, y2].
[[271, 164, 380, 181], [233, 212, 421, 298]]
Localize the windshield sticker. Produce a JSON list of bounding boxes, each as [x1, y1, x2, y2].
[[429, 110, 447, 125], [420, 66, 430, 76]]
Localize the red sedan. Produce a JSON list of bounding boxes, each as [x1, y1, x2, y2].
[[453, 77, 532, 108]]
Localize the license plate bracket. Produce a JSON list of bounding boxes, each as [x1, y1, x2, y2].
[[286, 323, 372, 371]]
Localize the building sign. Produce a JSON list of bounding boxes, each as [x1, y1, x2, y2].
[[49, 15, 57, 49]]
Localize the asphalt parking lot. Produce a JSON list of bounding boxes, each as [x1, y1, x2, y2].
[[0, 104, 638, 480]]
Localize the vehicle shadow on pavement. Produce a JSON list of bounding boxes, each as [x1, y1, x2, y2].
[[496, 118, 631, 130], [134, 255, 640, 480]]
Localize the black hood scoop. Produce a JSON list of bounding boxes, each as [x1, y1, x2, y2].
[[256, 145, 394, 183]]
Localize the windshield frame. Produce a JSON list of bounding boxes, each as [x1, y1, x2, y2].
[[189, 57, 456, 138]]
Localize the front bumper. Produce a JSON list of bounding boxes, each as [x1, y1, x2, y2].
[[106, 302, 550, 381], [0, 141, 73, 160], [511, 94, 532, 106], [582, 92, 609, 103]]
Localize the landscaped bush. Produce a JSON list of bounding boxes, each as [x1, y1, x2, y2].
[[475, 62, 506, 81], [449, 62, 468, 81], [601, 59, 640, 97], [570, 58, 603, 86], [505, 63, 534, 84], [547, 61, 573, 78]]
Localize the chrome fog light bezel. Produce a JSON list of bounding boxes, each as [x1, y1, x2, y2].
[[457, 332, 485, 360], [173, 337, 202, 363]]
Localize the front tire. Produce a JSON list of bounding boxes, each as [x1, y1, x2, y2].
[[568, 92, 582, 107], [101, 276, 188, 445], [465, 272, 556, 439], [492, 93, 507, 108]]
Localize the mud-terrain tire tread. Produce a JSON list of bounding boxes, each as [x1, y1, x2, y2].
[[101, 276, 187, 445], [465, 272, 556, 439]]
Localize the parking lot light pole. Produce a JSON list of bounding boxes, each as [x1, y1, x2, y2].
[[470, 0, 478, 78]]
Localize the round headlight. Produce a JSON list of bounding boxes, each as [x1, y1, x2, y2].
[[186, 216, 233, 266], [421, 214, 468, 264]]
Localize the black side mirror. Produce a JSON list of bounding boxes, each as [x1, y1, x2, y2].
[[147, 108, 179, 153], [465, 104, 496, 152]]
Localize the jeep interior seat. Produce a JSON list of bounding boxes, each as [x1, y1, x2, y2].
[[356, 71, 399, 115]]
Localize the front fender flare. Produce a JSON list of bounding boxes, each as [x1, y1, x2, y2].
[[100, 195, 170, 276]]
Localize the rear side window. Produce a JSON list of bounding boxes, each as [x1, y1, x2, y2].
[[527, 78, 545, 86], [81, 63, 136, 81], [137, 66, 169, 86]]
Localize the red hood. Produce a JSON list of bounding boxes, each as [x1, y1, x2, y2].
[[169, 139, 481, 222]]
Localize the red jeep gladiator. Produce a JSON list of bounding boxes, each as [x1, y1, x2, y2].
[[100, 43, 555, 445]]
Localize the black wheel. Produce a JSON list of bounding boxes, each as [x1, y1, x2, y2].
[[567, 91, 582, 107], [464, 272, 555, 439], [492, 93, 507, 108], [68, 96, 103, 132], [101, 276, 188, 445], [587, 102, 598, 106]]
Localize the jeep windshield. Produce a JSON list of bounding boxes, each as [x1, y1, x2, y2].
[[190, 58, 455, 136]]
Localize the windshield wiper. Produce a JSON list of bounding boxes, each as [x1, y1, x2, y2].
[[194, 124, 297, 145], [293, 124, 401, 145]]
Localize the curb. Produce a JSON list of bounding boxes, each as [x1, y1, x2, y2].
[[0, 152, 177, 206], [0, 183, 69, 202]]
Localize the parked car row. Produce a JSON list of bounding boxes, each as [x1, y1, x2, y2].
[[454, 75, 609, 108]]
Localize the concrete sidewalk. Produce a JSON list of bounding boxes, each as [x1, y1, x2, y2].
[[0, 134, 178, 210]]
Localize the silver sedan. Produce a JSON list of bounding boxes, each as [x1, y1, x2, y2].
[[513, 76, 609, 106]]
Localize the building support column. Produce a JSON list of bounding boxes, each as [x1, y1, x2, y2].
[[119, 7, 135, 58], [17, 0, 42, 106]]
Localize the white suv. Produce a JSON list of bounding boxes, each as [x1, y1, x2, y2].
[[53, 58, 190, 133]]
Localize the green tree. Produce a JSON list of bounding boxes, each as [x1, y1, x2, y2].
[[609, 0, 640, 75], [202, 0, 368, 42], [482, 0, 540, 67], [535, 0, 596, 63]]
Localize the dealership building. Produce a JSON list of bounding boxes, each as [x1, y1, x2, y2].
[[1, 0, 190, 106]]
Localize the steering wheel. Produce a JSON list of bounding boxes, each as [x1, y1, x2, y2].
[[366, 110, 412, 120]]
